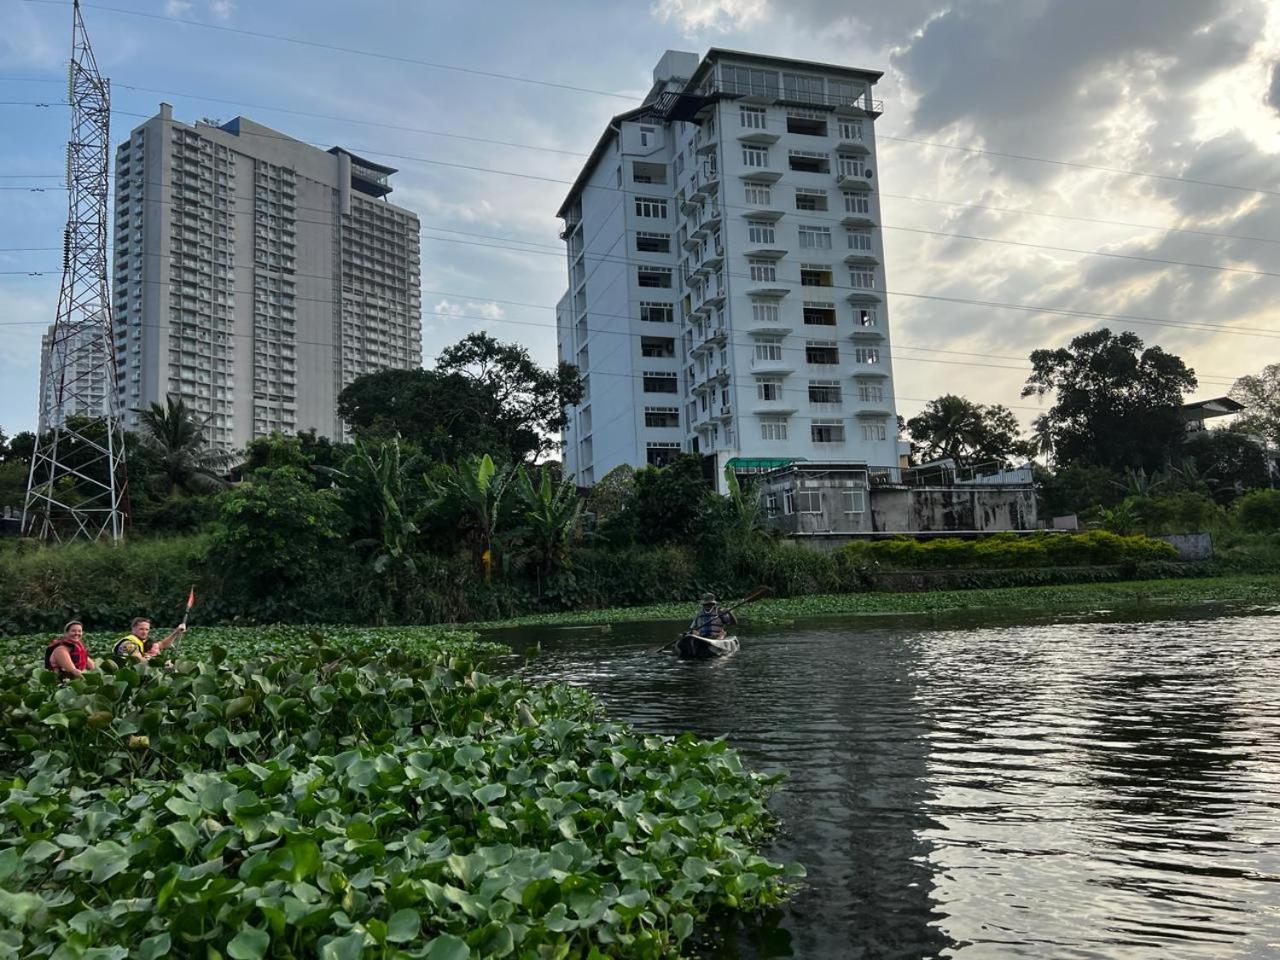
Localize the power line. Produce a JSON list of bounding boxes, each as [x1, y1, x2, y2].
[[17, 0, 637, 101]]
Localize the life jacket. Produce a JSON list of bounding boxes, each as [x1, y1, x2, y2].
[[113, 634, 147, 660], [45, 636, 89, 673], [691, 609, 726, 637]]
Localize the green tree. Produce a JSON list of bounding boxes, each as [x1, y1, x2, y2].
[[515, 464, 584, 577], [241, 430, 349, 484], [1023, 329, 1197, 473], [135, 396, 232, 496], [323, 438, 422, 576], [210, 466, 346, 614], [426, 454, 515, 580], [1229, 362, 1280, 446], [1178, 430, 1269, 503], [1035, 463, 1123, 518], [907, 394, 1026, 467], [626, 455, 714, 545]]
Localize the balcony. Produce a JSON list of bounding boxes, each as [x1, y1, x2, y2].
[[751, 399, 798, 416], [750, 356, 795, 375], [739, 169, 783, 184], [849, 327, 884, 341], [738, 130, 780, 146], [836, 137, 871, 155], [840, 213, 876, 228], [717, 404, 734, 421], [746, 284, 791, 300], [744, 245, 787, 260], [845, 290, 882, 304], [706, 79, 885, 117], [843, 251, 879, 266], [837, 171, 875, 191], [855, 404, 894, 418]]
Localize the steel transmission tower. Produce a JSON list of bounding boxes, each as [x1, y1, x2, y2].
[[24, 0, 128, 542]]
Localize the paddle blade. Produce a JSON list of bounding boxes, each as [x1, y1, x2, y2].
[[185, 586, 196, 611]]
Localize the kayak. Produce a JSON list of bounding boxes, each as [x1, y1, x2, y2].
[[674, 633, 740, 660]]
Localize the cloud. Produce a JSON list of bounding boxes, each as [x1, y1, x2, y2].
[[164, 0, 194, 15], [207, 0, 235, 20], [431, 299, 505, 322], [0, 7, 61, 70], [165, 0, 234, 20], [1268, 61, 1280, 114], [651, 0, 768, 35]]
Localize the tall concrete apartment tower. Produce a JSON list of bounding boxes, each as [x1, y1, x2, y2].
[[36, 321, 111, 433], [112, 105, 422, 449], [557, 50, 897, 487]]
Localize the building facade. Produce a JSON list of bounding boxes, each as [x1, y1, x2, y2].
[[37, 321, 112, 433], [557, 49, 897, 487], [112, 105, 422, 449]]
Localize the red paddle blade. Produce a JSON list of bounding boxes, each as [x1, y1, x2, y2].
[[186, 587, 196, 610]]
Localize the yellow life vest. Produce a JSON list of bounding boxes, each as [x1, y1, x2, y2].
[[114, 634, 146, 659]]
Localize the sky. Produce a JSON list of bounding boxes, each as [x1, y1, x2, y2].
[[2, 0, 1279, 437]]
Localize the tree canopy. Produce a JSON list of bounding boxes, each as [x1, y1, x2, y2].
[[338, 333, 583, 465], [1022, 328, 1197, 473], [1230, 362, 1280, 447], [906, 394, 1026, 467]]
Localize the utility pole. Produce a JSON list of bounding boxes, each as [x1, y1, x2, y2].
[[24, 0, 128, 542]]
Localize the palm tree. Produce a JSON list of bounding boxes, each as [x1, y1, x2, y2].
[[906, 395, 986, 467], [135, 396, 232, 495], [425, 454, 514, 581], [515, 465, 583, 577], [1031, 414, 1055, 466]]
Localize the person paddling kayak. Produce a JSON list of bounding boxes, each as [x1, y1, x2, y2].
[[114, 616, 186, 663], [689, 593, 736, 639], [45, 620, 95, 679]]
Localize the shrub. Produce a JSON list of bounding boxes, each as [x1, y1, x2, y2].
[[1236, 489, 1280, 532], [838, 531, 1175, 571]]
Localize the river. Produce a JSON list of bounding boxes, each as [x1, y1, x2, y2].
[[498, 604, 1280, 959]]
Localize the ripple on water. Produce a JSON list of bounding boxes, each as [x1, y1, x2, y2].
[[509, 609, 1280, 959]]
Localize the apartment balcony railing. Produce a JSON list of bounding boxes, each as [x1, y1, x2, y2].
[[708, 79, 884, 115]]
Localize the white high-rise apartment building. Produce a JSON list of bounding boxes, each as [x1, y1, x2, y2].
[[557, 50, 898, 487], [36, 321, 112, 433], [112, 105, 422, 449]]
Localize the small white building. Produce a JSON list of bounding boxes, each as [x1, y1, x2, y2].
[[557, 49, 898, 489]]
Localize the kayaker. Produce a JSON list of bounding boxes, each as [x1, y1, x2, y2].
[[113, 616, 186, 663], [45, 620, 95, 679], [689, 593, 736, 639]]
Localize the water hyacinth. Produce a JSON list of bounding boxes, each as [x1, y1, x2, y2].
[[0, 627, 801, 957]]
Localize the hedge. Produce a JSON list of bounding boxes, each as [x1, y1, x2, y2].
[[840, 531, 1176, 570]]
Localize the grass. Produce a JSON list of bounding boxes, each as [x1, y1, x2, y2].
[[467, 574, 1280, 630]]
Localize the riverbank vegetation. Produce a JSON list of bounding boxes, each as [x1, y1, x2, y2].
[[0, 626, 799, 957]]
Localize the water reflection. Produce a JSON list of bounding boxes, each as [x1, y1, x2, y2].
[[501, 608, 1280, 959]]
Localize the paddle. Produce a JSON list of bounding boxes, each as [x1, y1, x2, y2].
[[180, 586, 196, 628], [655, 586, 772, 654]]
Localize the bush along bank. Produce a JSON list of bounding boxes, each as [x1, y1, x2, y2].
[[0, 627, 801, 958], [0, 530, 1240, 635]]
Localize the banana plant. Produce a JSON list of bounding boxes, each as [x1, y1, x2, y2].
[[516, 465, 584, 576], [425, 454, 514, 581], [322, 438, 420, 576]]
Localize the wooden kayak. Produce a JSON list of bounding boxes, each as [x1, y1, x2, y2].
[[674, 633, 740, 660]]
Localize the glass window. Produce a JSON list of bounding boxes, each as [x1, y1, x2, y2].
[[811, 420, 845, 444], [854, 347, 881, 364], [743, 147, 770, 168], [861, 422, 888, 442], [722, 64, 779, 98], [795, 188, 829, 212], [747, 220, 776, 245], [850, 270, 876, 290], [757, 378, 783, 401], [740, 107, 767, 129], [847, 229, 873, 251], [635, 231, 671, 253], [837, 155, 868, 177], [842, 489, 865, 514], [749, 259, 778, 282], [634, 197, 668, 218], [858, 383, 884, 402], [642, 371, 679, 393], [838, 119, 864, 141], [745, 184, 773, 206], [637, 267, 673, 288], [761, 417, 789, 441], [783, 73, 825, 102], [751, 301, 780, 325], [799, 226, 833, 249], [754, 340, 784, 361], [640, 302, 674, 323], [644, 406, 680, 428], [806, 341, 839, 364], [856, 306, 878, 327], [809, 380, 842, 404]]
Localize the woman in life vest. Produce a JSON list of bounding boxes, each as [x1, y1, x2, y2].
[[45, 620, 95, 679]]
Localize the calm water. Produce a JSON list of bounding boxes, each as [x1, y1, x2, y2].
[[498, 605, 1280, 959]]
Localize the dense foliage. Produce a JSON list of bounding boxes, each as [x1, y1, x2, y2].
[[0, 627, 798, 957], [840, 531, 1175, 569], [905, 395, 1026, 467]]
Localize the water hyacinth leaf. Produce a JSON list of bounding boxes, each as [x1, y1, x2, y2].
[[385, 908, 421, 943], [227, 927, 270, 960], [319, 930, 366, 960], [136, 933, 171, 960], [423, 933, 471, 960], [473, 782, 507, 805], [61, 841, 130, 884]]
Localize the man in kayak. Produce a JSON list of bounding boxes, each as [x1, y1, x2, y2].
[[45, 620, 95, 679], [113, 616, 186, 663], [690, 593, 736, 639]]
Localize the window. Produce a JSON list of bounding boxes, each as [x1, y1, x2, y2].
[[632, 161, 667, 185], [751, 301, 780, 325], [749, 259, 777, 282], [799, 225, 833, 249], [854, 347, 881, 364], [794, 489, 824, 513], [811, 420, 845, 443], [789, 150, 830, 174], [809, 380, 842, 405], [757, 378, 784, 401], [635, 231, 672, 254], [845, 193, 871, 215], [765, 493, 780, 516], [847, 229, 873, 252], [861, 422, 888, 442], [842, 489, 866, 514], [839, 121, 864, 143], [783, 73, 825, 102], [754, 340, 784, 362], [722, 64, 779, 99], [806, 340, 839, 364], [745, 183, 773, 206], [637, 267, 673, 288], [747, 220, 776, 245], [801, 264, 834, 287], [740, 106, 766, 129], [641, 336, 676, 358], [837, 155, 868, 178], [850, 269, 876, 290], [786, 112, 828, 136], [644, 406, 680, 428], [829, 79, 860, 104], [635, 197, 668, 218], [858, 383, 884, 402], [856, 306, 878, 327], [639, 125, 656, 147], [643, 371, 678, 393], [640, 301, 674, 323], [803, 301, 837, 326], [760, 416, 789, 441], [795, 188, 829, 212], [742, 146, 770, 168], [646, 442, 681, 466]]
